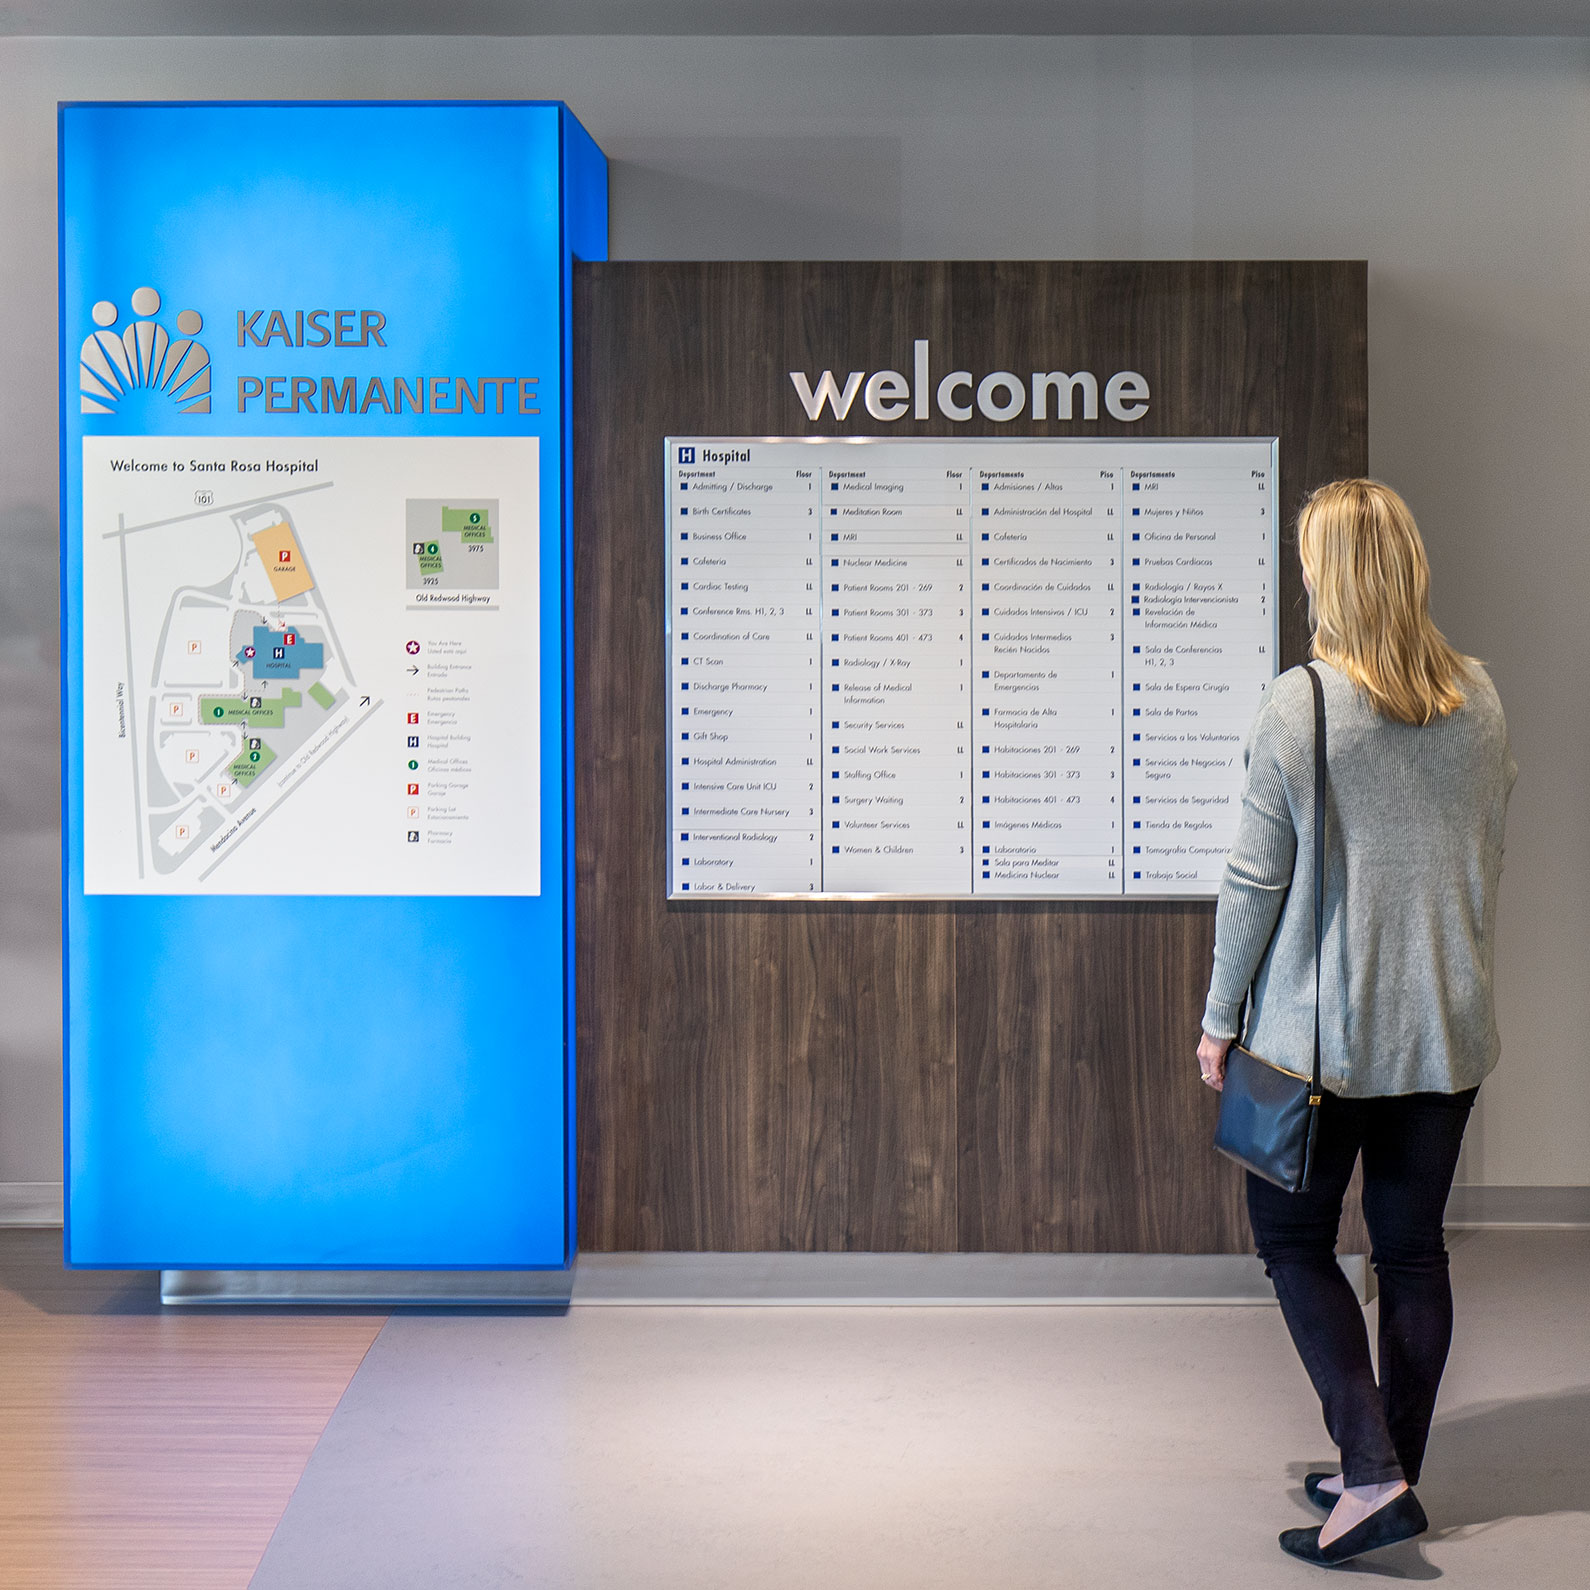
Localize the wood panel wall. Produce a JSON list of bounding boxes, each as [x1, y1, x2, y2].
[[573, 261, 1368, 1253]]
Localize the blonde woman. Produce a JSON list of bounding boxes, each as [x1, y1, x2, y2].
[[1197, 480, 1514, 1567]]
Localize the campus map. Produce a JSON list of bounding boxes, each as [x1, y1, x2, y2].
[[82, 435, 542, 897], [117, 493, 376, 883]]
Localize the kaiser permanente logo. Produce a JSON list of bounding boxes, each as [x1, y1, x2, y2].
[[79, 286, 211, 414]]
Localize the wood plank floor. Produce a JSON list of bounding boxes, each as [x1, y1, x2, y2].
[[0, 1231, 385, 1590]]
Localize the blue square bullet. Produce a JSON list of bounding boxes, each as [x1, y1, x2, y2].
[[1132, 508, 1140, 516]]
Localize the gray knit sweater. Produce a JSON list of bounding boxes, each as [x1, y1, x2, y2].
[[1202, 658, 1514, 1097]]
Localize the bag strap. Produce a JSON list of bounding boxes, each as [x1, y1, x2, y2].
[[1306, 663, 1326, 1106]]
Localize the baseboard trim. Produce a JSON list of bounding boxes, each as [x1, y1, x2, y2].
[[568, 1251, 1370, 1306], [0, 1182, 64, 1227], [1445, 1184, 1590, 1228]]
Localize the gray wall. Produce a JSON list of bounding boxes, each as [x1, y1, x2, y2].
[[2, 32, 1586, 1195]]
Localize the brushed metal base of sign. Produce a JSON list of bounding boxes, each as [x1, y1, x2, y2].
[[160, 1268, 573, 1308]]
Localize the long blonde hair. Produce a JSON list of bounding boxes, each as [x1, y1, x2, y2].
[[1297, 479, 1470, 726]]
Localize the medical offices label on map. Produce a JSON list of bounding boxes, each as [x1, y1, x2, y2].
[[665, 436, 1277, 900], [82, 435, 540, 895]]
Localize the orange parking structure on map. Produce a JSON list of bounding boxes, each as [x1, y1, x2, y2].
[[251, 522, 315, 600]]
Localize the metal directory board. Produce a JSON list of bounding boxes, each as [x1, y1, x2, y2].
[[665, 437, 1278, 900]]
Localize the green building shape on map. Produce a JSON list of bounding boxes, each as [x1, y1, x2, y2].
[[227, 739, 277, 787], [308, 681, 336, 710], [200, 687, 301, 729], [442, 506, 493, 543]]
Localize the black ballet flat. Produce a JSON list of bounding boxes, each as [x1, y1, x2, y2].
[[1279, 1488, 1428, 1565], [1303, 1472, 1340, 1512]]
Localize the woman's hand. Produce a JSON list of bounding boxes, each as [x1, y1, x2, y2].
[[1197, 1032, 1232, 1092]]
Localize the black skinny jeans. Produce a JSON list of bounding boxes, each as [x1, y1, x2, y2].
[[1247, 1086, 1477, 1488]]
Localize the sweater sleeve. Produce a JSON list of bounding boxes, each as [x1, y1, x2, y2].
[[1201, 700, 1300, 1041]]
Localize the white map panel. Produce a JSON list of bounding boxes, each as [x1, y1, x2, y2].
[[665, 436, 1277, 900], [82, 435, 540, 895]]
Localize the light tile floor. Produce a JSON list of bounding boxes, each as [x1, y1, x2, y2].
[[249, 1231, 1590, 1588]]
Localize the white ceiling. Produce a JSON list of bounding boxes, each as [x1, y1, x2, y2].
[[5, 1, 1590, 38]]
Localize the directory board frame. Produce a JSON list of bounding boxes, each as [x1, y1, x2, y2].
[[664, 434, 1279, 902]]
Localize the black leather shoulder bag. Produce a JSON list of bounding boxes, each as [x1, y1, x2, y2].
[[1212, 662, 1326, 1193]]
